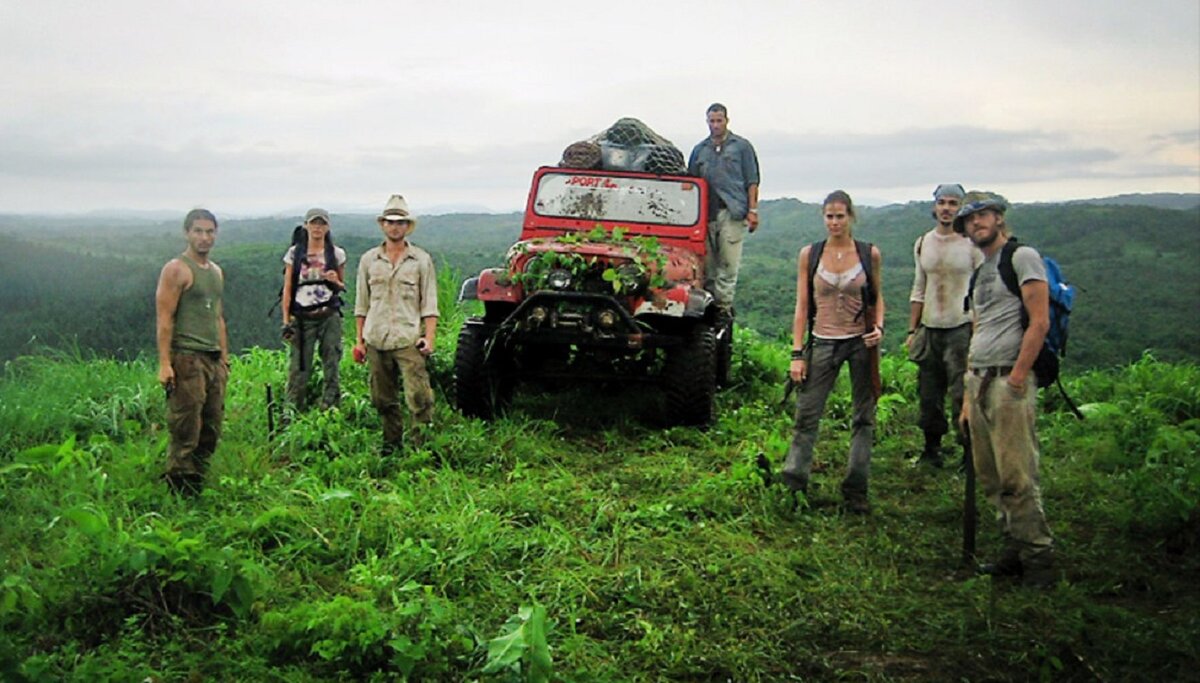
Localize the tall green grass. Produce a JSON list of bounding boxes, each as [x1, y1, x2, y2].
[[1, 275, 1197, 681]]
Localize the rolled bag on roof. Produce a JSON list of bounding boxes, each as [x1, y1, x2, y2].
[[558, 117, 686, 175]]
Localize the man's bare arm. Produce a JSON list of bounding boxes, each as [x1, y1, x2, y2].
[[155, 259, 189, 387], [1010, 280, 1050, 389]]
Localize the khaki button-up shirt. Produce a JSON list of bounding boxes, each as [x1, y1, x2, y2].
[[354, 242, 439, 351]]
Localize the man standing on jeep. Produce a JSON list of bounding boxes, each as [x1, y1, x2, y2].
[[687, 102, 760, 323], [906, 184, 982, 467], [353, 195, 439, 453]]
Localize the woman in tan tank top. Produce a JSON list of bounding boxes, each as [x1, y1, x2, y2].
[[771, 190, 885, 513]]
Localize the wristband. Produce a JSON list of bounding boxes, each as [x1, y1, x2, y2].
[[790, 348, 805, 361]]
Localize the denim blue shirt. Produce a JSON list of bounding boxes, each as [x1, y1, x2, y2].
[[687, 131, 760, 220]]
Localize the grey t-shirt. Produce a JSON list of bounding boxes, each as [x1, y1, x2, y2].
[[968, 244, 1047, 368]]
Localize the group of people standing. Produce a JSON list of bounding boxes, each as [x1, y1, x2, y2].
[[752, 182, 1056, 586], [154, 195, 439, 495], [153, 104, 1055, 586]]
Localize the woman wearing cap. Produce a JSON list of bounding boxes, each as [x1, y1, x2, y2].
[[770, 190, 885, 514], [281, 208, 348, 411]]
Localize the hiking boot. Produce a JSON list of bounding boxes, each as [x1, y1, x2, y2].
[[1020, 549, 1057, 588], [915, 432, 944, 468], [164, 472, 203, 497], [842, 493, 870, 515], [977, 548, 1023, 578], [1021, 565, 1058, 588], [916, 452, 944, 468], [779, 470, 808, 497]]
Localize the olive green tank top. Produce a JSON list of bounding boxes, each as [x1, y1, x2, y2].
[[172, 254, 223, 353]]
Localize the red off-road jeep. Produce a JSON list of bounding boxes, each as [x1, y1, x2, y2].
[[455, 166, 731, 426]]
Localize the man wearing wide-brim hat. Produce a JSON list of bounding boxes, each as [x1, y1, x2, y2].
[[353, 194, 438, 451]]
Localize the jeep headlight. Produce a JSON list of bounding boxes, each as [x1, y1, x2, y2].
[[616, 263, 647, 293], [546, 268, 573, 290]]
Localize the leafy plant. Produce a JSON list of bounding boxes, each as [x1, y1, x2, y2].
[[482, 604, 552, 682]]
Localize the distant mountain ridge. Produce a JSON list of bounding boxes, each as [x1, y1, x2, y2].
[[1055, 193, 1200, 211], [3, 193, 1197, 223], [2, 195, 1198, 368]]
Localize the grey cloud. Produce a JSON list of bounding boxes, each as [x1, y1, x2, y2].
[[1, 124, 1195, 214], [1148, 129, 1200, 147], [0, 132, 563, 213], [758, 126, 1194, 191]]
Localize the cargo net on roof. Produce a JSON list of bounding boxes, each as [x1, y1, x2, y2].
[[559, 117, 687, 175]]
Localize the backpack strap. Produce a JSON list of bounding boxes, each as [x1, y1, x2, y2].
[[855, 239, 876, 306], [804, 240, 826, 346], [996, 238, 1022, 300], [322, 239, 343, 312], [805, 239, 876, 341], [966, 237, 1022, 316], [996, 238, 1033, 329]]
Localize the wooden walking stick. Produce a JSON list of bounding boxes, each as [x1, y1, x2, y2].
[[266, 384, 277, 442], [962, 423, 977, 567]]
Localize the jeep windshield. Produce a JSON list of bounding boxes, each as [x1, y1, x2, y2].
[[532, 171, 701, 227]]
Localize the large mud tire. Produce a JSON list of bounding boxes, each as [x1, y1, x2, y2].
[[662, 322, 717, 427], [454, 322, 513, 420]]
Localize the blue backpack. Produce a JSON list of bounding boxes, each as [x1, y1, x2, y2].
[[968, 238, 1083, 416]]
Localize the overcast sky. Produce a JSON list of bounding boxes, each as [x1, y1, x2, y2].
[[2, 0, 1198, 215]]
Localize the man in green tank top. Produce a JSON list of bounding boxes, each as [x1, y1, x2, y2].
[[155, 208, 229, 495]]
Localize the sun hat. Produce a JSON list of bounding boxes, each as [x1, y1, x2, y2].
[[377, 194, 417, 229]]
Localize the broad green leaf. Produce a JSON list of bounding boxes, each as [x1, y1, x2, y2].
[[211, 565, 233, 604], [526, 604, 553, 681], [17, 444, 59, 465], [482, 623, 527, 673], [63, 506, 108, 536], [318, 489, 353, 502]]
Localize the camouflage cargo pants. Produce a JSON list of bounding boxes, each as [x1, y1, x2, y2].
[[165, 352, 227, 480]]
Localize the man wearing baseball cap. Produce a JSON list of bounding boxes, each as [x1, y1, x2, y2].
[[957, 191, 1057, 587], [906, 184, 983, 467], [353, 195, 439, 452]]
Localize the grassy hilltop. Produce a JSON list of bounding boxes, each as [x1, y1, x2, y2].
[[1, 276, 1198, 681]]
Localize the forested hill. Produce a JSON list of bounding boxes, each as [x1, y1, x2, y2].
[[1, 197, 1198, 368]]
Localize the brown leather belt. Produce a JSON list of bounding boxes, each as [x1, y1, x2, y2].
[[970, 365, 1013, 378]]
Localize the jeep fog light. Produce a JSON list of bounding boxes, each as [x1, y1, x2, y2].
[[547, 269, 573, 290], [596, 309, 617, 329]]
